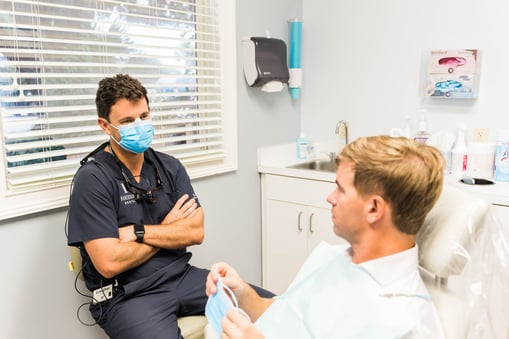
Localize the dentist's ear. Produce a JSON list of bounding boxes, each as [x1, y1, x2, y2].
[[98, 118, 111, 134]]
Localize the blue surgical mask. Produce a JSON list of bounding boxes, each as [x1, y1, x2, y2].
[[205, 278, 249, 338], [110, 118, 154, 154]]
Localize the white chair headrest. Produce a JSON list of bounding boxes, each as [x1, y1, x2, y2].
[[417, 184, 490, 277]]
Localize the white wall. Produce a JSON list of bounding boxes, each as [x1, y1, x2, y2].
[[0, 208, 107, 339], [0, 1, 302, 338], [302, 0, 509, 146]]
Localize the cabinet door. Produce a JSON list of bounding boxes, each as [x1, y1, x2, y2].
[[307, 206, 348, 255], [263, 199, 307, 294]]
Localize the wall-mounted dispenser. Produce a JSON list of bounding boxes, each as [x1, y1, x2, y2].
[[288, 19, 302, 99], [242, 36, 289, 93]]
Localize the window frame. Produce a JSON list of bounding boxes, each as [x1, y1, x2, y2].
[[0, 0, 237, 221]]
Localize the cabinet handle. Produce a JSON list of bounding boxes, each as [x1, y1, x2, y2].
[[297, 211, 303, 231], [309, 213, 315, 233]]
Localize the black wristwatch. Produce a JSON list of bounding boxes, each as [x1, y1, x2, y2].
[[134, 223, 145, 243]]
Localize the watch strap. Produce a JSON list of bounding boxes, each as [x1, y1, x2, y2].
[[134, 223, 145, 243]]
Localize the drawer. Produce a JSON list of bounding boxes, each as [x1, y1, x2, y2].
[[263, 174, 334, 209]]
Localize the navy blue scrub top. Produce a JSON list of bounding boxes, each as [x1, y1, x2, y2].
[[67, 146, 200, 291]]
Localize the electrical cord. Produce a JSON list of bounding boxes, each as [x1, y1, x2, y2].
[[72, 259, 103, 326], [65, 176, 94, 325], [66, 177, 105, 326]]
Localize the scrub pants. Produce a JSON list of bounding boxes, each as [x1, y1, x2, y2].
[[91, 264, 273, 339]]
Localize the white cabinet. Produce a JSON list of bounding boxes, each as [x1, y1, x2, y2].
[[261, 174, 347, 294]]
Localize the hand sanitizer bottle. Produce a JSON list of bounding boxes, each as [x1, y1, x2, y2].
[[296, 132, 308, 160], [413, 114, 430, 144]]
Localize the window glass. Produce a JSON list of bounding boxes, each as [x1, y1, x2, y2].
[[0, 0, 237, 220]]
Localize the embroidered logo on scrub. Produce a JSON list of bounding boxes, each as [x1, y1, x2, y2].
[[120, 183, 137, 205]]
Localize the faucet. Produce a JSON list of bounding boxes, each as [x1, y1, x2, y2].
[[335, 120, 348, 145]]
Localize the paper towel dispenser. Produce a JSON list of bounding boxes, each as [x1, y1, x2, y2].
[[242, 37, 290, 92]]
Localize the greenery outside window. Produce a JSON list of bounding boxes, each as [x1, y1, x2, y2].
[[0, 0, 237, 220]]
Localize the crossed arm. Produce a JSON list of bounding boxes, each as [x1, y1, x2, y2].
[[84, 193, 203, 278]]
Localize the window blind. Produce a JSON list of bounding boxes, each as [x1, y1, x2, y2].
[[0, 0, 227, 194]]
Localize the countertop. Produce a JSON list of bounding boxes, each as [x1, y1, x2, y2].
[[258, 143, 336, 183], [258, 143, 509, 207]]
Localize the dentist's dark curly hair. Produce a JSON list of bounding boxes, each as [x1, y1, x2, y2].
[[95, 74, 150, 121]]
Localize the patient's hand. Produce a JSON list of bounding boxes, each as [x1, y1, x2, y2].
[[221, 309, 264, 339], [207, 262, 273, 323], [206, 262, 246, 298]]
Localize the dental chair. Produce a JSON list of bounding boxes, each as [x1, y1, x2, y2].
[[417, 184, 509, 339], [68, 247, 208, 339]]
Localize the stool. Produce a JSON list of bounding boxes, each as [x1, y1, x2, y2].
[[178, 315, 208, 339]]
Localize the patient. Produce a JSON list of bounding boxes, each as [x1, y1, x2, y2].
[[206, 135, 446, 338]]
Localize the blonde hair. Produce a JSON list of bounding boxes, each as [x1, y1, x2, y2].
[[338, 135, 444, 234]]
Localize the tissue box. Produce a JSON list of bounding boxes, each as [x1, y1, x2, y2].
[[425, 49, 479, 98], [428, 50, 478, 74], [426, 74, 477, 98]]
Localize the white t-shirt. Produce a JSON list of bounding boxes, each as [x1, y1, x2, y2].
[[255, 242, 445, 339]]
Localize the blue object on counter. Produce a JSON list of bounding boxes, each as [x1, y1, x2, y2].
[[495, 139, 509, 182], [296, 132, 308, 160]]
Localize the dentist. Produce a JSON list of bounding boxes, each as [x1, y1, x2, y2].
[[67, 74, 272, 339]]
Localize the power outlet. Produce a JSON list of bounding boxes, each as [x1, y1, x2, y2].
[[473, 128, 489, 142]]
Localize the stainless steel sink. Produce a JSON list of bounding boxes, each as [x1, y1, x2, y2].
[[287, 160, 337, 173]]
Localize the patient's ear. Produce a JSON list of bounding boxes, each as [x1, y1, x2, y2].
[[366, 195, 386, 224]]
